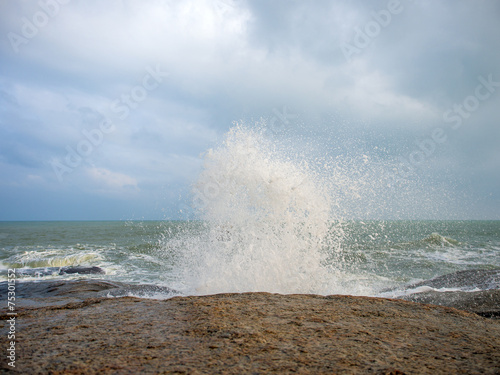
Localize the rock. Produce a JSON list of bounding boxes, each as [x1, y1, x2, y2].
[[1, 290, 499, 373], [383, 268, 500, 319], [14, 266, 106, 277], [404, 268, 500, 291], [401, 289, 500, 319], [0, 279, 179, 308]]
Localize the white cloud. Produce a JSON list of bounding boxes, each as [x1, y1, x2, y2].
[[85, 167, 138, 191]]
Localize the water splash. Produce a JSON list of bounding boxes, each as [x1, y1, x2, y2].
[[164, 122, 459, 296], [169, 125, 349, 295]]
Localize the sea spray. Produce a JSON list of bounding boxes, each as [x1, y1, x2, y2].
[[163, 122, 460, 296], [171, 125, 347, 295]]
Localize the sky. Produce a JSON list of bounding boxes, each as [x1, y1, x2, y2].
[[0, 0, 499, 220]]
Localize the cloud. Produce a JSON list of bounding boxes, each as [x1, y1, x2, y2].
[[0, 0, 499, 219], [85, 167, 138, 192]]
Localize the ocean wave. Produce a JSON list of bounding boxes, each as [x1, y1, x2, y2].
[[3, 249, 103, 269], [421, 232, 461, 246], [391, 232, 461, 250]]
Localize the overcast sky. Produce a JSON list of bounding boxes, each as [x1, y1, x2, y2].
[[1, 0, 499, 220]]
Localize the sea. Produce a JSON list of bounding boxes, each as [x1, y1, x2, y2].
[[1, 220, 499, 298], [1, 126, 499, 298]]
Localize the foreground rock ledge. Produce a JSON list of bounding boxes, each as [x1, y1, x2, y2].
[[1, 293, 500, 374]]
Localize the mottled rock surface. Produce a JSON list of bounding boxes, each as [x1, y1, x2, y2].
[[1, 291, 500, 374]]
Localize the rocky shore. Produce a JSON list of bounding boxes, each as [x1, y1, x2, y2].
[[1, 280, 500, 374]]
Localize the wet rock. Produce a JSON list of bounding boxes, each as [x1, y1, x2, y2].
[[405, 268, 500, 291], [0, 279, 179, 308], [382, 268, 500, 318], [15, 266, 106, 277], [401, 289, 500, 319]]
